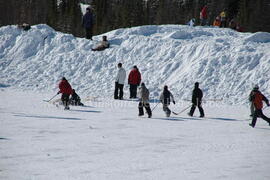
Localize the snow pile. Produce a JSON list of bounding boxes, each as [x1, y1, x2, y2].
[[0, 24, 270, 104]]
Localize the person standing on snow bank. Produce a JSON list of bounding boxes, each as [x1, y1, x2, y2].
[[160, 85, 175, 117], [219, 9, 227, 28], [138, 83, 152, 118], [114, 63, 126, 100], [249, 86, 270, 128], [58, 77, 73, 110], [128, 66, 141, 99], [200, 5, 208, 26], [188, 82, 205, 117], [82, 7, 94, 40]]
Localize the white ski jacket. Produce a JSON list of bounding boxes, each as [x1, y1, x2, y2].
[[116, 67, 126, 85]]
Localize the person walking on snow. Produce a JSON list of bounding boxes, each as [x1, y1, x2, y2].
[[249, 85, 258, 117], [249, 86, 270, 128], [138, 83, 152, 118], [114, 63, 126, 100], [128, 66, 141, 99], [58, 77, 73, 110], [82, 7, 94, 40], [160, 85, 175, 117], [188, 82, 205, 117]]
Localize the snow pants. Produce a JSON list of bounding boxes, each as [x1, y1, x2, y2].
[[85, 27, 93, 40], [61, 93, 70, 107], [251, 109, 270, 127], [162, 104, 171, 117], [129, 84, 138, 98], [138, 102, 152, 117], [114, 82, 124, 100], [250, 102, 255, 116], [189, 102, 205, 117]]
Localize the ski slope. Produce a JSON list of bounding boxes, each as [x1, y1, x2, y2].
[[0, 90, 270, 180], [0, 24, 270, 104]]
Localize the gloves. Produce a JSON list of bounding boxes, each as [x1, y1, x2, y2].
[[267, 103, 270, 107], [57, 91, 60, 95], [173, 100, 176, 104]]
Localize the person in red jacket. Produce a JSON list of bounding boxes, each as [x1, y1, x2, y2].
[[249, 86, 270, 128], [200, 5, 207, 26], [58, 77, 73, 110], [128, 66, 141, 99]]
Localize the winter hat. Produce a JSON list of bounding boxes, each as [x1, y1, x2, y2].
[[254, 85, 259, 90], [195, 82, 199, 88], [164, 85, 168, 90], [62, 77, 66, 81], [141, 83, 145, 87], [118, 63, 122, 67]]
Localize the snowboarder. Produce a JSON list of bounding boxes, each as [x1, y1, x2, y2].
[[138, 83, 152, 118], [160, 85, 175, 117], [128, 66, 141, 99], [249, 85, 258, 117], [188, 82, 205, 117], [58, 77, 73, 110], [249, 86, 270, 128], [91, 36, 110, 51], [200, 5, 208, 26], [70, 89, 84, 106], [82, 7, 94, 40], [114, 63, 126, 100]]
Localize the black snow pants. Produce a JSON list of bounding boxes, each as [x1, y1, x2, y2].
[[129, 84, 138, 98], [114, 82, 124, 100], [189, 101, 205, 117], [138, 102, 152, 117], [251, 109, 270, 127]]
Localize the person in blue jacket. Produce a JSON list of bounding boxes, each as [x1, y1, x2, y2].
[[82, 7, 94, 40]]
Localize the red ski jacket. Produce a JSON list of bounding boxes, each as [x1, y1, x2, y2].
[[200, 6, 207, 19], [128, 69, 141, 85], [252, 91, 269, 109], [59, 80, 73, 95]]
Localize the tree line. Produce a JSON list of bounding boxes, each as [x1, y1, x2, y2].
[[0, 0, 269, 37]]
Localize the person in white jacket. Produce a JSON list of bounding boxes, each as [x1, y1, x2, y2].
[[114, 63, 126, 100]]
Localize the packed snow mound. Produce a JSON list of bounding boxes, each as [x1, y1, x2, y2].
[[0, 24, 270, 104]]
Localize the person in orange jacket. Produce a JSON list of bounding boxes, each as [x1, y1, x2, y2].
[[213, 16, 221, 27], [58, 77, 73, 110], [249, 85, 270, 128]]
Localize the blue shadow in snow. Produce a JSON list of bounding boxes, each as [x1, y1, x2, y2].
[[14, 114, 83, 121], [0, 137, 9, 140], [152, 117, 185, 122], [70, 109, 101, 113], [209, 117, 240, 121]]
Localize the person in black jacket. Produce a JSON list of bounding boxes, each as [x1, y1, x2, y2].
[[188, 82, 205, 117], [160, 85, 175, 117], [82, 7, 94, 40]]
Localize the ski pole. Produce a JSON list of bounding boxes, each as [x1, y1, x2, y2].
[[151, 102, 160, 112], [172, 105, 192, 115], [43, 94, 58, 102]]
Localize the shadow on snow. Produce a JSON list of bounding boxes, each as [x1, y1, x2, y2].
[[13, 113, 83, 121]]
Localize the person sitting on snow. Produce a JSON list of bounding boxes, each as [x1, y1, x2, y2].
[[160, 85, 175, 117], [91, 36, 110, 51], [70, 89, 84, 106], [138, 83, 152, 118]]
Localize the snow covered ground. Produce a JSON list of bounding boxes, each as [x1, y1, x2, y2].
[[0, 24, 270, 104], [0, 89, 270, 180], [1, 24, 270, 179]]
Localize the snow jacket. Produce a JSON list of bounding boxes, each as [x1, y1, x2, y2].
[[139, 84, 149, 103], [200, 6, 207, 19], [220, 11, 227, 21], [250, 90, 269, 109], [82, 12, 93, 28], [160, 90, 174, 105], [192, 87, 203, 105], [59, 80, 73, 95], [128, 68, 141, 85], [115, 67, 126, 85]]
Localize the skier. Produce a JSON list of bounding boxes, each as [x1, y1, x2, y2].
[[58, 77, 73, 110], [128, 66, 141, 99], [82, 7, 94, 40], [138, 83, 152, 118], [70, 89, 84, 106], [249, 86, 270, 128], [249, 85, 258, 117], [200, 5, 208, 26], [160, 85, 175, 117], [188, 82, 205, 117], [91, 36, 110, 51], [114, 63, 126, 100]]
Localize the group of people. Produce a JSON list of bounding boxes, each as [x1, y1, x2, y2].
[[56, 64, 269, 128], [187, 5, 243, 32], [113, 63, 205, 118]]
